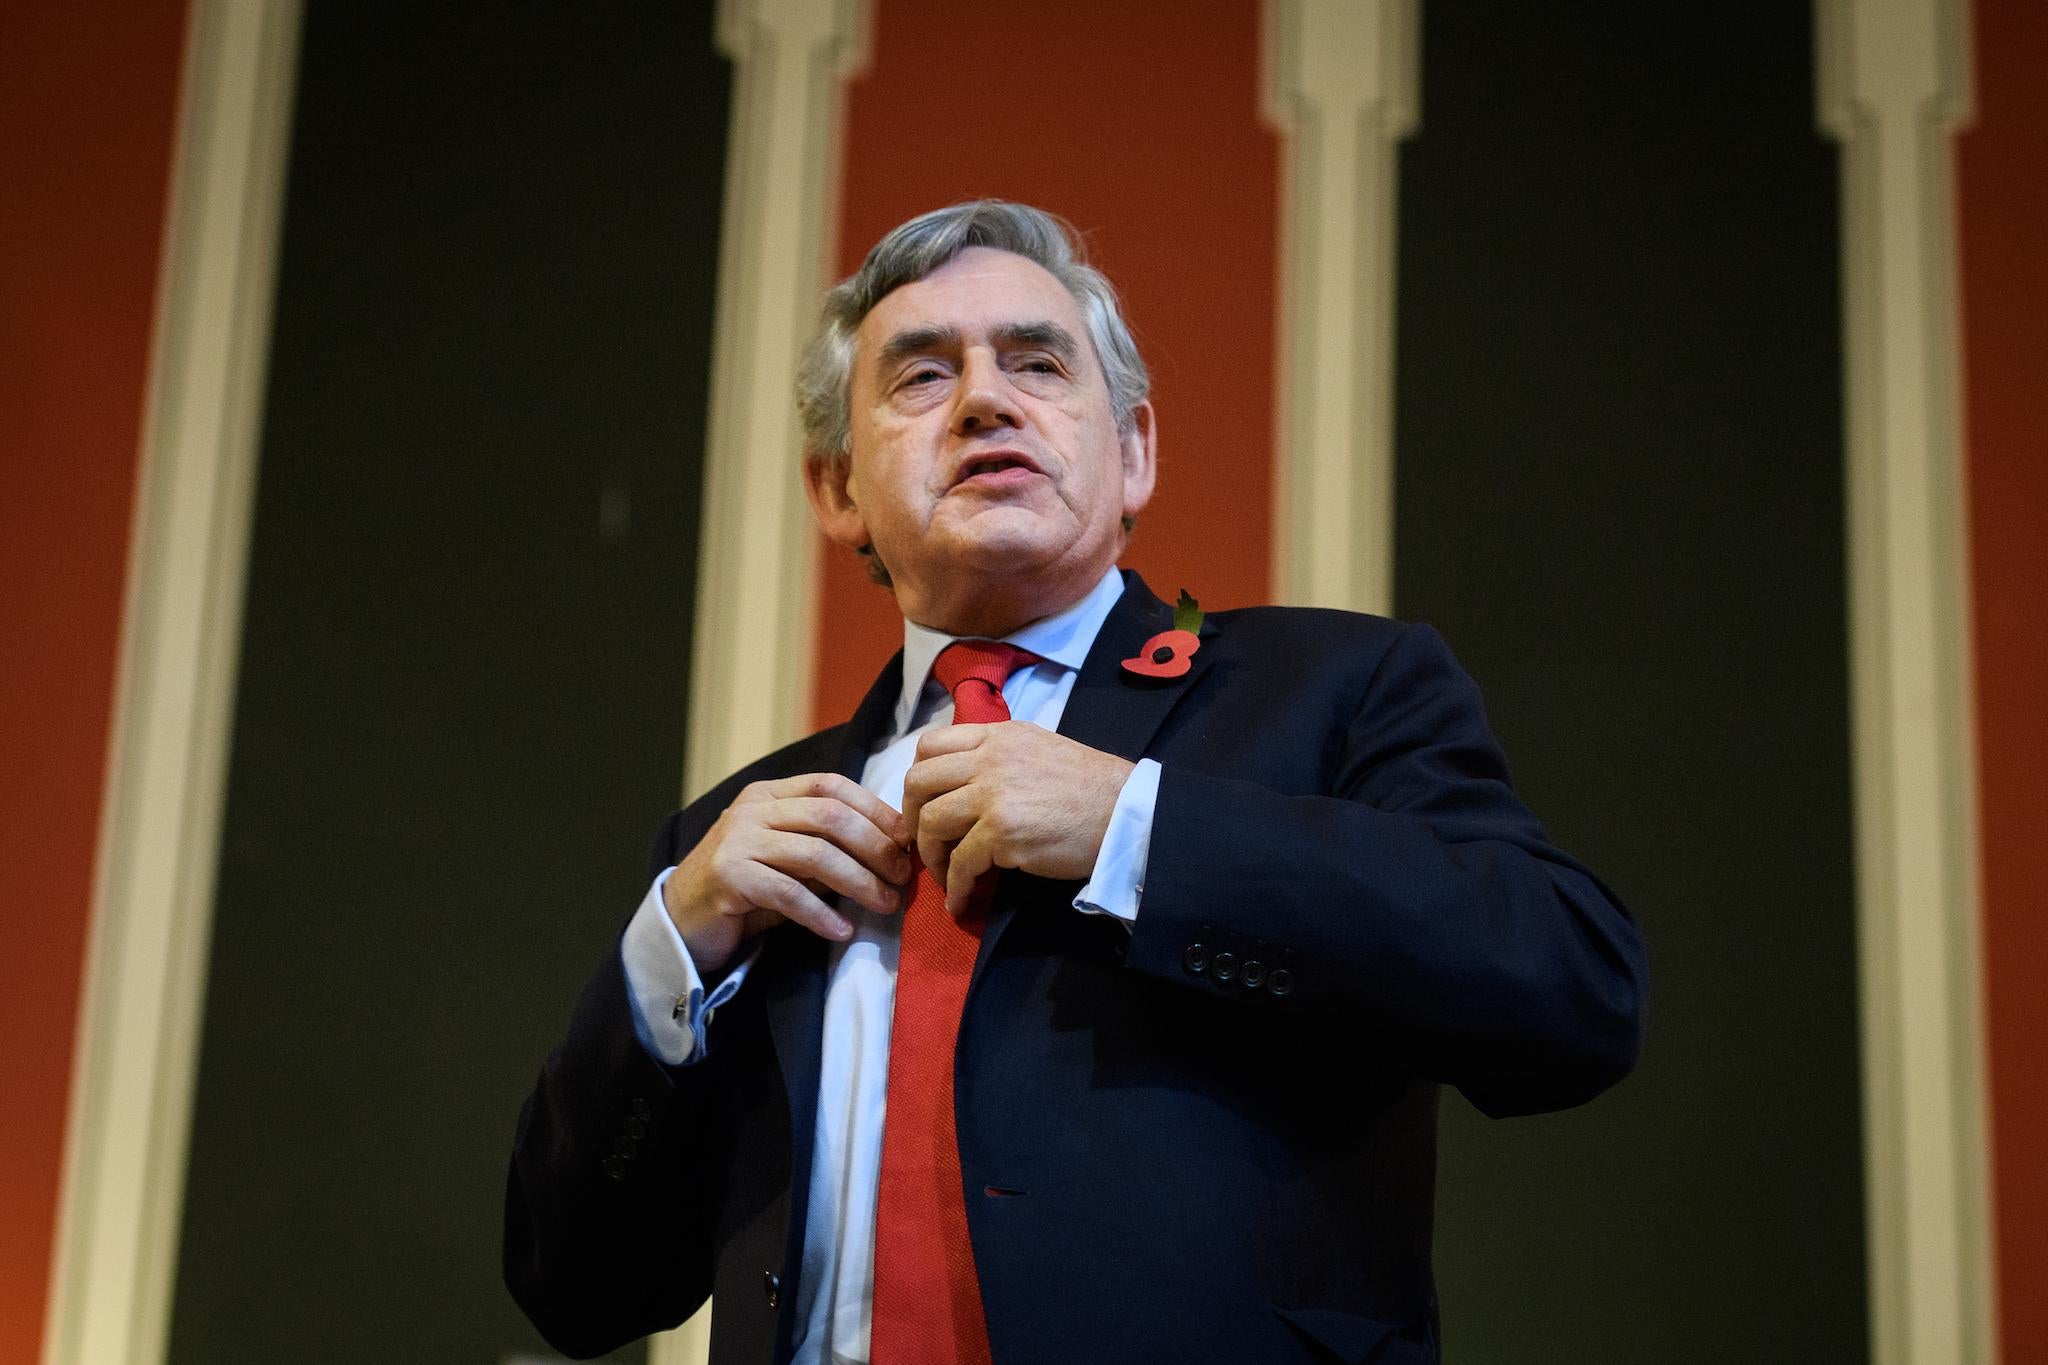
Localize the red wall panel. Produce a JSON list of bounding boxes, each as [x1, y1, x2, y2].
[[814, 0, 1278, 724], [1957, 0, 2048, 1358], [0, 3, 188, 1358]]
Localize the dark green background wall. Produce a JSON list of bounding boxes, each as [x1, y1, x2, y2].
[[1394, 5, 1866, 1360], [167, 5, 729, 1361]]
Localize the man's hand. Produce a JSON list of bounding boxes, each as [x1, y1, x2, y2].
[[662, 773, 912, 976], [901, 722, 1136, 914]]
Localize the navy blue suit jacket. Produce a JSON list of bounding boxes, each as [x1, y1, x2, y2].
[[505, 572, 1648, 1365]]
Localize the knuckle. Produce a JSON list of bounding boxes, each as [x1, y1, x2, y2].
[[819, 840, 856, 879], [788, 830, 826, 872], [772, 878, 809, 916], [707, 844, 743, 882]]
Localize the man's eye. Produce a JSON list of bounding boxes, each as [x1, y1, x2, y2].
[[904, 367, 944, 386], [1016, 358, 1060, 375]]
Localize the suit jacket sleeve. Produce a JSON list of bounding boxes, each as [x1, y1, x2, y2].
[[503, 807, 732, 1359], [1122, 620, 1649, 1118]]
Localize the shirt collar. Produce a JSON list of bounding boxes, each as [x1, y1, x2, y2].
[[893, 565, 1127, 736]]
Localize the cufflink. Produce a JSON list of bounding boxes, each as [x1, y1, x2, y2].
[[672, 994, 689, 1022]]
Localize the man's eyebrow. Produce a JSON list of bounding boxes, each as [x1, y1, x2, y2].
[[876, 324, 962, 373], [993, 320, 1081, 361]]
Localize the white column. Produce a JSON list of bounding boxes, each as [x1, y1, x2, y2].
[[1261, 0, 1418, 616], [1815, 2, 1995, 1362], [40, 5, 303, 1365], [658, 7, 868, 1360], [685, 0, 870, 804]]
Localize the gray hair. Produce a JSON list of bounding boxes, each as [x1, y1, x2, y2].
[[795, 200, 1150, 465]]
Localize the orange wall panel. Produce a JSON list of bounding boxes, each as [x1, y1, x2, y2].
[[0, 3, 188, 1359], [1957, 0, 2048, 1359], [814, 0, 1278, 724]]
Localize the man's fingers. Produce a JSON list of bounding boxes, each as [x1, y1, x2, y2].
[[753, 772, 910, 848], [946, 825, 999, 915], [912, 788, 978, 890], [754, 830, 902, 917], [766, 796, 912, 887], [913, 723, 989, 760], [735, 863, 853, 942], [901, 751, 978, 839]]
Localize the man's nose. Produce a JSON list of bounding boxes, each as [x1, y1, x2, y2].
[[952, 350, 1019, 434]]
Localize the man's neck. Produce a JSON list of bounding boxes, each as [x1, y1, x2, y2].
[[893, 566, 1127, 736], [902, 595, 1072, 640], [896, 565, 1115, 639]]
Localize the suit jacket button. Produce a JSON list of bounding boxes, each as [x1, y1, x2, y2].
[[763, 1271, 781, 1310], [1211, 951, 1238, 982], [1182, 944, 1209, 975], [1241, 959, 1266, 988], [602, 1154, 627, 1182], [631, 1097, 652, 1121], [1267, 967, 1295, 997]]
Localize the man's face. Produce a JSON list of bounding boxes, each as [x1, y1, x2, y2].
[[809, 246, 1155, 633]]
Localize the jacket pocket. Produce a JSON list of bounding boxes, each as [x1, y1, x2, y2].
[[1272, 1304, 1437, 1365]]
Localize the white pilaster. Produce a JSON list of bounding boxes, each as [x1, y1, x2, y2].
[[1816, 1, 1994, 1361], [1262, 0, 1418, 615], [40, 5, 303, 1364], [660, 8, 868, 1359], [685, 0, 870, 804]]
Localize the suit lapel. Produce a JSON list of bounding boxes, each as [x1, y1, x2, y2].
[[975, 570, 1220, 976], [758, 649, 904, 1242], [1053, 570, 1219, 763]]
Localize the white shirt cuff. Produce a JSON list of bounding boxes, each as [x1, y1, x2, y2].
[[620, 867, 754, 1065], [1073, 757, 1160, 923]]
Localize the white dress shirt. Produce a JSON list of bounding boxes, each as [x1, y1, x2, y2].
[[619, 565, 1161, 1365]]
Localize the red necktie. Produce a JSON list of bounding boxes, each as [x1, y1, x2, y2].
[[870, 639, 1041, 1365]]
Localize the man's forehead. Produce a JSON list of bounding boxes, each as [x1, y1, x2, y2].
[[858, 247, 1082, 344]]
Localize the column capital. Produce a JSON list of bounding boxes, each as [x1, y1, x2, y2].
[[1263, 0, 1417, 136], [1816, 0, 1971, 132], [717, 0, 869, 71]]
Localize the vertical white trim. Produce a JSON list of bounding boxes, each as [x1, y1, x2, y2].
[[683, 0, 870, 805], [40, 4, 302, 1364], [1262, 0, 1418, 615], [657, 4, 868, 1360], [1816, 2, 1995, 1362]]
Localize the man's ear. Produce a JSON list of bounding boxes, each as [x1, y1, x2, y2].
[[1120, 399, 1159, 521], [804, 451, 870, 551]]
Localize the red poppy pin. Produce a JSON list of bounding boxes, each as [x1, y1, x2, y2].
[[1122, 590, 1204, 680]]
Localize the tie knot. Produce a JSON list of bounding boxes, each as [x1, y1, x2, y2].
[[932, 640, 1041, 724]]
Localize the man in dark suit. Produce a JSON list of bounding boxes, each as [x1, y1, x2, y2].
[[505, 201, 1648, 1365]]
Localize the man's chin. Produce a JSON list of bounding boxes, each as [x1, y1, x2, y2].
[[928, 509, 1074, 569], [944, 535, 1073, 578]]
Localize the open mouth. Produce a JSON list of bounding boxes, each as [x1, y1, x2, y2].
[[951, 451, 1044, 487]]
